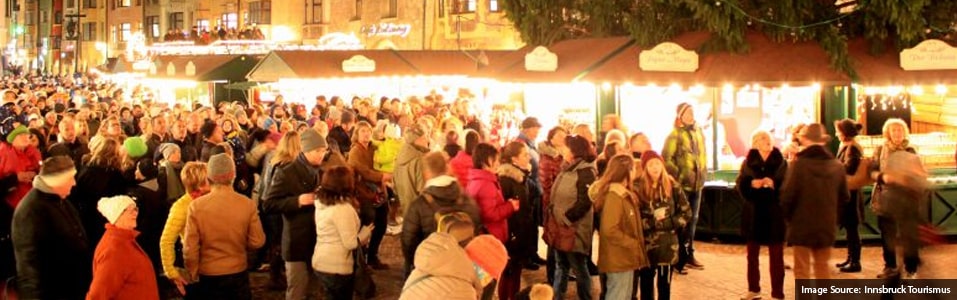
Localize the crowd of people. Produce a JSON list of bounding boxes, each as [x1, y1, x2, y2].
[[0, 74, 936, 300], [163, 26, 267, 45]]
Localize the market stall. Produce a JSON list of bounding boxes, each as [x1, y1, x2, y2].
[[145, 54, 262, 107], [846, 38, 957, 239], [245, 49, 500, 106], [475, 37, 635, 140], [580, 31, 861, 240]]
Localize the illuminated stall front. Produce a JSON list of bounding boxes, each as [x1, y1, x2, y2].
[[144, 54, 262, 108], [475, 37, 636, 142], [582, 31, 856, 239]]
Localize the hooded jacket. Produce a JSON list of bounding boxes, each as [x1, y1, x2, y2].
[[497, 163, 536, 258], [591, 183, 649, 273], [394, 141, 429, 212], [400, 175, 482, 269], [537, 141, 563, 209], [781, 145, 849, 248], [467, 168, 515, 244], [399, 233, 480, 300]]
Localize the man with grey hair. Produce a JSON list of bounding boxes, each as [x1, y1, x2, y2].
[[185, 153, 265, 299]]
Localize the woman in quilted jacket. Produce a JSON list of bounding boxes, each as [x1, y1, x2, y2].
[[635, 150, 691, 300]]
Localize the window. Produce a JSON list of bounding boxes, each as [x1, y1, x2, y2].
[[169, 12, 184, 31], [67, 0, 74, 9], [82, 22, 96, 41], [25, 11, 34, 25], [120, 23, 131, 42], [489, 0, 500, 12], [146, 16, 159, 39], [221, 13, 237, 29], [451, 0, 475, 14], [384, 0, 396, 18], [40, 11, 48, 23], [354, 0, 361, 19], [55, 11, 63, 24], [248, 1, 271, 25], [83, 0, 97, 9], [119, 0, 130, 7], [310, 0, 322, 24], [196, 19, 210, 31], [438, 0, 445, 18]]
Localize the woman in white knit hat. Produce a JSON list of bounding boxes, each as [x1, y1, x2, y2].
[[87, 195, 159, 299]]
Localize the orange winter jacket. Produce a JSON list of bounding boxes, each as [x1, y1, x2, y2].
[[87, 224, 159, 300]]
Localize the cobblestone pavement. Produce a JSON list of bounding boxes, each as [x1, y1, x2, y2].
[[251, 234, 957, 299]]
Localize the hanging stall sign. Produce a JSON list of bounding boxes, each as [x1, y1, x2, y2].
[[342, 55, 376, 73], [185, 61, 196, 77], [900, 39, 957, 71], [363, 23, 412, 38], [639, 42, 699, 72], [525, 46, 558, 72]]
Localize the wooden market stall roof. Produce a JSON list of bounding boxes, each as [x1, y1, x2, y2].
[[581, 31, 852, 85], [246, 50, 517, 82], [149, 55, 262, 82], [850, 38, 957, 85], [477, 37, 635, 82]]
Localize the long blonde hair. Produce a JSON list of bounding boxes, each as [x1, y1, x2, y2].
[[270, 131, 302, 166], [592, 154, 636, 211], [88, 138, 123, 170], [636, 157, 674, 203]]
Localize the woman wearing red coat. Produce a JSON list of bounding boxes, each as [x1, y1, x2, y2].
[[0, 126, 42, 208], [87, 195, 159, 300], [451, 130, 481, 188], [466, 143, 519, 244]]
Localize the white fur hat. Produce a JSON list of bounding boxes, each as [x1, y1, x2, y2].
[[97, 196, 136, 225]]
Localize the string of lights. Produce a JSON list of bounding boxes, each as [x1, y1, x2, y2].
[[717, 1, 862, 31]]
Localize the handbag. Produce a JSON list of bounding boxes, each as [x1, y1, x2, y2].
[[542, 205, 576, 252], [353, 245, 377, 299], [847, 157, 874, 191]]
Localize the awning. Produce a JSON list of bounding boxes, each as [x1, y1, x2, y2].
[[581, 31, 851, 85], [149, 55, 262, 82], [477, 37, 635, 82], [850, 39, 957, 85], [246, 50, 420, 81], [393, 50, 513, 76]]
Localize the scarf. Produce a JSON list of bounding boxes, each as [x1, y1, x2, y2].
[[32, 176, 56, 195], [297, 153, 321, 178], [879, 138, 911, 172]]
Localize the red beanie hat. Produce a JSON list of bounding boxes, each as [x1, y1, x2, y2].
[[640, 150, 663, 169]]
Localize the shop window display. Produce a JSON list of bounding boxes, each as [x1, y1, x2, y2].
[[619, 84, 818, 171]]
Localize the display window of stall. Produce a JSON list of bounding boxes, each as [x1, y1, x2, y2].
[[854, 85, 957, 174], [522, 83, 598, 140], [618, 84, 819, 171]]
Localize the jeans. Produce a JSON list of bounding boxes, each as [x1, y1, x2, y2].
[[747, 242, 785, 299], [360, 201, 389, 262], [604, 271, 634, 300], [677, 190, 701, 269], [553, 250, 592, 300], [193, 271, 252, 300], [315, 271, 354, 300], [638, 265, 672, 300], [285, 261, 319, 300], [793, 246, 831, 279]]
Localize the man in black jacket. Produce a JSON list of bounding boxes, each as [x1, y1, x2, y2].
[[199, 120, 225, 162], [46, 114, 90, 165], [167, 118, 199, 162], [12, 156, 91, 299], [262, 129, 328, 300], [400, 151, 482, 278]]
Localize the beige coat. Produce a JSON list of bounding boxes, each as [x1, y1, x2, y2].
[[592, 183, 650, 273], [399, 233, 480, 300]]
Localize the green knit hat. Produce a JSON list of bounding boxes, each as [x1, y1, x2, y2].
[[6, 125, 29, 144], [123, 136, 148, 158]]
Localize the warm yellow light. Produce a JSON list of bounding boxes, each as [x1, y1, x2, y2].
[[723, 83, 734, 91], [781, 83, 790, 90], [935, 84, 948, 95], [271, 26, 298, 42], [602, 82, 612, 90], [886, 86, 904, 96], [811, 82, 822, 90], [691, 84, 705, 95], [909, 85, 924, 95]]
